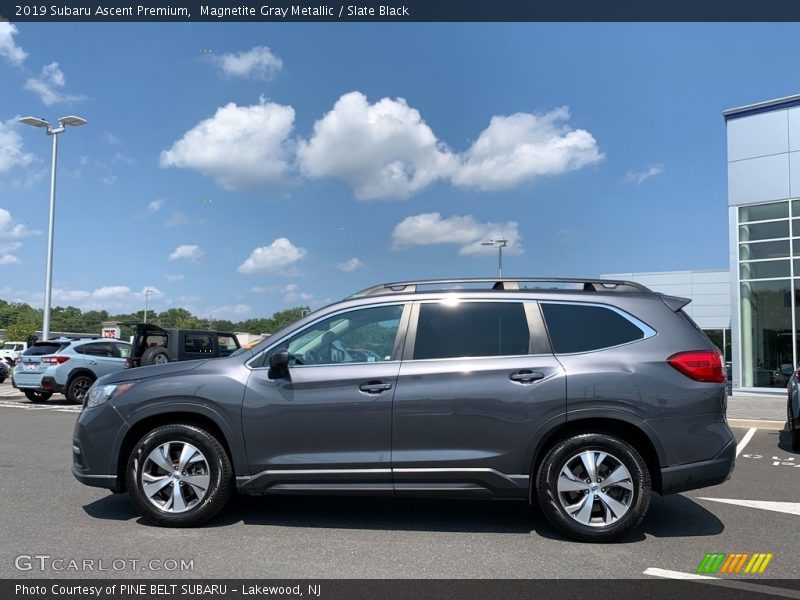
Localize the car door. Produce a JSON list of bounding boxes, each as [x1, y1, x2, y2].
[[241, 303, 410, 493], [391, 299, 566, 496], [77, 342, 128, 377]]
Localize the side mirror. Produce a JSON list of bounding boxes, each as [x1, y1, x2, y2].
[[268, 349, 290, 379]]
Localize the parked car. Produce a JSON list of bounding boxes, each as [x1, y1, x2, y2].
[[0, 340, 28, 366], [13, 338, 132, 403], [72, 277, 734, 541], [125, 323, 240, 368], [0, 360, 8, 383], [787, 367, 800, 451]]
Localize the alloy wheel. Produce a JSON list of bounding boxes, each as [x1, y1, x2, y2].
[[556, 450, 634, 527], [140, 441, 210, 513]]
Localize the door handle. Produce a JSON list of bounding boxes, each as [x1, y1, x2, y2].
[[88, 360, 97, 365], [359, 381, 392, 394], [509, 370, 545, 383]]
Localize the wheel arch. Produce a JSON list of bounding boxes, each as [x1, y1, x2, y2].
[[527, 413, 664, 494], [115, 408, 244, 492]]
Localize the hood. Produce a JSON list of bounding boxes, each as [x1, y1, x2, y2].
[[98, 359, 208, 385]]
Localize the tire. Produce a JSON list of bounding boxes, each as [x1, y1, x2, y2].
[[126, 424, 233, 527], [536, 433, 651, 542], [141, 346, 170, 366], [24, 390, 52, 403], [66, 374, 95, 404], [0, 377, 5, 384], [791, 429, 800, 453]]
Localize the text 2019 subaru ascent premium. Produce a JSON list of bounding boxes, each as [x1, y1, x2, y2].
[[73, 278, 734, 541]]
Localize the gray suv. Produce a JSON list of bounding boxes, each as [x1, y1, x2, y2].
[[72, 278, 735, 541]]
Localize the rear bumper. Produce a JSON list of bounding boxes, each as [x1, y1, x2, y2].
[[70, 465, 119, 490], [41, 376, 64, 394], [659, 437, 736, 495]]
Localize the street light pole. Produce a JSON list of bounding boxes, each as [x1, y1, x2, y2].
[[144, 288, 153, 324], [18, 116, 87, 341], [481, 238, 509, 278]]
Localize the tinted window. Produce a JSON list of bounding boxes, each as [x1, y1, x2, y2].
[[413, 302, 530, 360], [541, 303, 645, 354], [26, 342, 70, 356], [76, 342, 115, 357], [113, 343, 131, 358], [217, 335, 239, 356], [184, 333, 214, 354]]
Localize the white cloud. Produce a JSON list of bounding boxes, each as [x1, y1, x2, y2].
[[136, 286, 162, 297], [238, 237, 307, 275], [211, 46, 282, 80], [392, 212, 522, 256], [0, 254, 20, 265], [0, 208, 39, 239], [51, 285, 130, 303], [250, 285, 276, 294], [0, 241, 22, 253], [169, 244, 204, 262], [160, 97, 295, 190], [282, 283, 313, 304], [208, 303, 251, 316], [297, 91, 456, 200], [112, 152, 136, 165], [452, 107, 603, 191], [23, 62, 84, 106], [104, 132, 120, 145], [102, 174, 116, 185], [0, 118, 35, 173], [624, 164, 664, 185], [165, 211, 189, 227], [93, 285, 132, 299], [164, 273, 184, 282], [0, 22, 27, 66], [556, 228, 579, 244], [337, 257, 363, 272], [147, 199, 163, 214]]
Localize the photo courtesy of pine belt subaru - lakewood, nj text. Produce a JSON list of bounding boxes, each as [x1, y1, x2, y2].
[[72, 278, 735, 542]]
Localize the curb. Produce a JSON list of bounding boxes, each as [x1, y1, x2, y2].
[[728, 418, 786, 431]]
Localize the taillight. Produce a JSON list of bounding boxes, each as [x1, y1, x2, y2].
[[667, 350, 725, 383], [41, 356, 70, 365]]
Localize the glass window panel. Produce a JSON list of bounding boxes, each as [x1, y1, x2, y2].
[[793, 239, 800, 257], [739, 240, 790, 260], [738, 221, 789, 242], [740, 260, 791, 280], [793, 219, 800, 237], [739, 202, 789, 223], [413, 302, 530, 359], [541, 303, 645, 354], [793, 199, 800, 217], [740, 279, 792, 388]]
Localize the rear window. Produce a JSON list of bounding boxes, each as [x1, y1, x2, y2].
[[541, 303, 646, 354], [25, 342, 70, 356]]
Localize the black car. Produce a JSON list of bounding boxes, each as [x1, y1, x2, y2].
[[125, 323, 241, 368], [0, 360, 8, 383]]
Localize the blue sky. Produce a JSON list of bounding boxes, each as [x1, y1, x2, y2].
[[0, 23, 798, 320]]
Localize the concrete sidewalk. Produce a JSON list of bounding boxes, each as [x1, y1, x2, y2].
[[727, 394, 786, 422]]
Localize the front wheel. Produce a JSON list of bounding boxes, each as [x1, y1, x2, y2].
[[126, 424, 233, 527], [536, 433, 651, 542], [24, 390, 52, 403]]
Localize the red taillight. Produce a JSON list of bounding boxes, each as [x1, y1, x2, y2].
[[41, 356, 70, 365], [668, 350, 725, 383]]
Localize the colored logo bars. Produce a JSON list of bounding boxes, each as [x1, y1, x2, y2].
[[697, 552, 773, 575]]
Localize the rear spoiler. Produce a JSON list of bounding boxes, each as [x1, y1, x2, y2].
[[659, 294, 691, 312]]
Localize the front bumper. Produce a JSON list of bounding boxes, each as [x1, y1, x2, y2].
[[659, 436, 736, 495], [72, 403, 128, 492]]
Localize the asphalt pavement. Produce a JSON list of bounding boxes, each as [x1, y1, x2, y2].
[[0, 381, 798, 582]]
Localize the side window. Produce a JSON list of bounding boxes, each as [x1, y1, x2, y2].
[[541, 303, 646, 354], [113, 343, 131, 358], [78, 343, 114, 357], [217, 335, 239, 357], [184, 333, 214, 354], [269, 304, 404, 366], [413, 302, 530, 360]]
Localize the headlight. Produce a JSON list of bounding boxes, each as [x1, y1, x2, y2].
[[85, 382, 135, 408]]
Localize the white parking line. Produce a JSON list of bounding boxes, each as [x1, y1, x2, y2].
[[697, 498, 800, 516], [644, 568, 800, 598], [736, 427, 757, 457]]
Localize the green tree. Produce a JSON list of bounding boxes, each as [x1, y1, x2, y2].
[[6, 313, 41, 342]]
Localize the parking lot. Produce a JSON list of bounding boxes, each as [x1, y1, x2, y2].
[[0, 380, 798, 582]]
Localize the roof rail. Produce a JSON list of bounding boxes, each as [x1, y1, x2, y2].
[[347, 278, 651, 299]]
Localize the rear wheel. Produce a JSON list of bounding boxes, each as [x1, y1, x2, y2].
[[536, 433, 651, 542], [66, 374, 95, 404], [24, 390, 52, 403], [126, 424, 233, 527], [141, 346, 170, 366]]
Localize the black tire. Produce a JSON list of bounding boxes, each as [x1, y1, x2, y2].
[[791, 429, 800, 453], [24, 390, 52, 403], [536, 433, 651, 542], [0, 377, 5, 384], [126, 424, 233, 527], [141, 346, 170, 366], [66, 374, 95, 404]]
